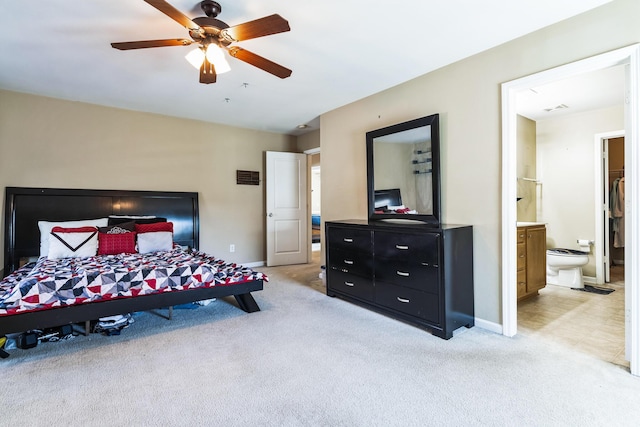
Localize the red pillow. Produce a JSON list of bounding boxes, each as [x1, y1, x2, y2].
[[52, 226, 99, 233], [98, 232, 137, 255], [135, 222, 173, 233]]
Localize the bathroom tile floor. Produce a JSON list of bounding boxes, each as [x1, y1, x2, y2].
[[518, 265, 628, 369]]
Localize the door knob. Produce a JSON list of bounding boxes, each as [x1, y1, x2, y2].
[[268, 213, 273, 217]]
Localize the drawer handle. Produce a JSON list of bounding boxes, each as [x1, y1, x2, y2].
[[421, 262, 430, 267], [519, 255, 525, 258], [343, 238, 353, 243], [396, 245, 409, 250], [345, 282, 355, 287], [397, 297, 410, 303], [343, 259, 354, 265], [396, 271, 409, 277]]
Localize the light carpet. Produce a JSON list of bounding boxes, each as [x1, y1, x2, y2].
[[2, 260, 640, 426]]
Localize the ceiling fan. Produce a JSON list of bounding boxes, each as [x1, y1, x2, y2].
[[111, 0, 292, 84]]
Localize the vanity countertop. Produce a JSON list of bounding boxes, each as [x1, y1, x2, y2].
[[516, 221, 546, 227]]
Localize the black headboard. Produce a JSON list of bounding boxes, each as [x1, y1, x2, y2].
[[374, 188, 402, 209], [3, 187, 199, 276]]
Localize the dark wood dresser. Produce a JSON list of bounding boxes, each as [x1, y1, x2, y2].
[[325, 220, 474, 339]]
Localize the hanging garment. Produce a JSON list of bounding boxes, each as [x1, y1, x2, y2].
[[610, 177, 621, 217], [613, 177, 625, 248]]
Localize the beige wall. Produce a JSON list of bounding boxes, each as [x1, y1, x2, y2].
[[296, 129, 320, 153], [320, 0, 640, 325], [0, 90, 296, 268], [537, 105, 624, 277], [517, 115, 537, 222]]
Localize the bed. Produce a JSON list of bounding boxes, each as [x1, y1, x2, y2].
[[0, 187, 265, 354]]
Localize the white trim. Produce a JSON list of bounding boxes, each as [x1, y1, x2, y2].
[[242, 261, 265, 268], [501, 81, 519, 338], [594, 130, 625, 285], [501, 44, 640, 375], [474, 318, 503, 335], [626, 46, 640, 375]]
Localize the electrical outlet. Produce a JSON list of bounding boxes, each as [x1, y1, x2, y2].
[[229, 244, 235, 253]]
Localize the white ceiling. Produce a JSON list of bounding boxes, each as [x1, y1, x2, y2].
[[516, 65, 625, 121], [0, 0, 612, 136]]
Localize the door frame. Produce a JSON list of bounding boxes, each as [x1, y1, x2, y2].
[[594, 130, 625, 285], [501, 44, 640, 375], [304, 147, 321, 259]]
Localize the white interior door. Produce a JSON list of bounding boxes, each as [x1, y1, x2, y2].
[[266, 151, 308, 266]]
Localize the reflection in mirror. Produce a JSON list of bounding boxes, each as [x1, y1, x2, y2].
[[366, 114, 440, 225], [373, 126, 432, 214]]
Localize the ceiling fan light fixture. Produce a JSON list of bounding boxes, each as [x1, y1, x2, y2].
[[185, 48, 204, 68], [113, 1, 291, 84], [185, 46, 230, 74], [205, 44, 230, 73]]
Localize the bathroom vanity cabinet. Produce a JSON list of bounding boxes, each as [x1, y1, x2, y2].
[[325, 220, 474, 339], [517, 224, 547, 301]]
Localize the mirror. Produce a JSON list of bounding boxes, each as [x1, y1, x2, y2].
[[366, 114, 441, 225]]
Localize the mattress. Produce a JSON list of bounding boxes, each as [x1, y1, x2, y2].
[[0, 247, 267, 316]]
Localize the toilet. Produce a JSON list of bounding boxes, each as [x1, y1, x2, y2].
[[546, 241, 592, 289]]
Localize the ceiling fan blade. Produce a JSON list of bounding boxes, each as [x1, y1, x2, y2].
[[144, 0, 201, 31], [223, 14, 290, 42], [111, 39, 193, 50], [199, 57, 217, 84], [227, 47, 292, 79]]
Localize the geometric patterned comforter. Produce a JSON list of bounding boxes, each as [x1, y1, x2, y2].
[[0, 247, 267, 316]]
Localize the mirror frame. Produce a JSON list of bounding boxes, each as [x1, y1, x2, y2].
[[366, 113, 441, 225]]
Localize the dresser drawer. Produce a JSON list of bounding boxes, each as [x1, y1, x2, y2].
[[517, 269, 527, 298], [517, 242, 526, 270], [375, 282, 440, 324], [374, 231, 439, 265], [328, 247, 373, 277], [327, 226, 372, 252], [328, 270, 374, 301], [374, 262, 439, 294]]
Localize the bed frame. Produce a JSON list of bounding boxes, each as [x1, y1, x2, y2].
[[1, 187, 263, 337]]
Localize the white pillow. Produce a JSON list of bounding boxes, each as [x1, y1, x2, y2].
[[137, 231, 173, 254], [48, 227, 99, 260], [38, 218, 108, 257], [388, 205, 406, 210]]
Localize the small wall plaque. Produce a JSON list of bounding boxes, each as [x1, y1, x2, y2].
[[236, 170, 260, 185]]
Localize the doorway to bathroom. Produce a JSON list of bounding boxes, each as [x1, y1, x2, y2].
[[501, 44, 640, 376], [514, 78, 626, 367]]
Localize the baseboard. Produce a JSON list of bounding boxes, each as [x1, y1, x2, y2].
[[474, 317, 503, 335], [583, 275, 597, 285], [242, 261, 265, 268]]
